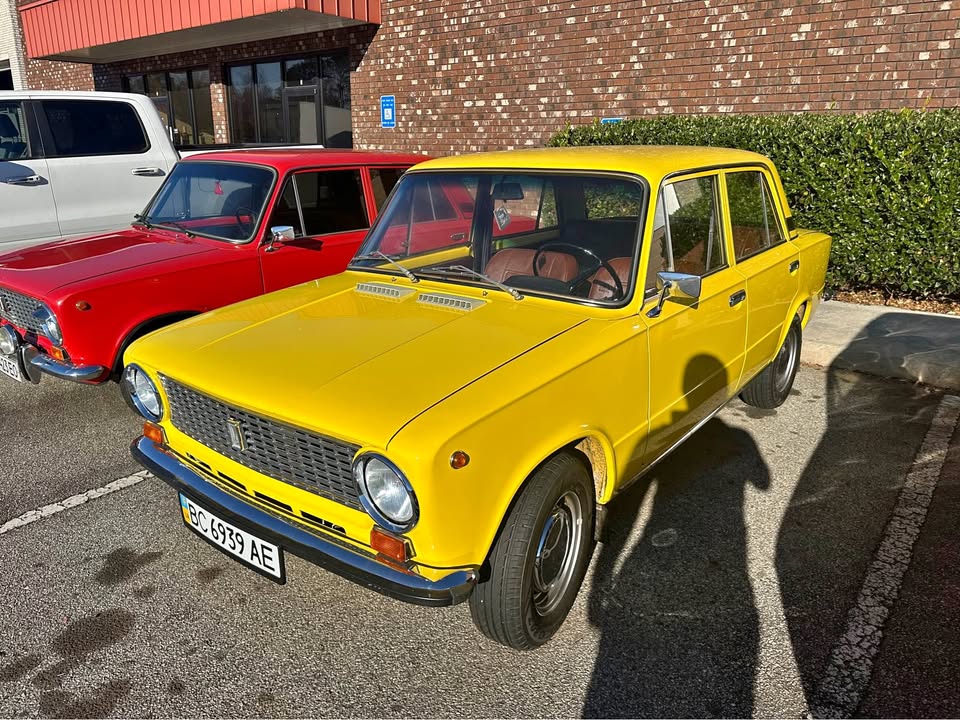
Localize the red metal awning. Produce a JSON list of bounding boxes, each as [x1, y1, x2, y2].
[[20, 0, 380, 62]]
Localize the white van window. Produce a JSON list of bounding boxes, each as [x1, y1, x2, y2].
[[40, 100, 149, 158], [0, 102, 29, 161]]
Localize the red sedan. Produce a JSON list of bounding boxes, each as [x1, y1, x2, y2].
[[0, 149, 429, 385]]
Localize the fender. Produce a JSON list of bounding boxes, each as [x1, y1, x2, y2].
[[112, 311, 200, 376]]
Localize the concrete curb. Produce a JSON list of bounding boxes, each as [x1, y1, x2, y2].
[[800, 301, 960, 391]]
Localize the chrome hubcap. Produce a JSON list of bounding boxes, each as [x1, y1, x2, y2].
[[773, 328, 798, 394], [532, 490, 583, 616]]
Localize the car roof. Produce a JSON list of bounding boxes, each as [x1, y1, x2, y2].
[[182, 148, 432, 172], [411, 146, 772, 182]]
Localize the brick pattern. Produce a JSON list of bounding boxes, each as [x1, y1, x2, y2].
[[353, 0, 960, 155], [92, 24, 378, 144], [24, 57, 93, 90]]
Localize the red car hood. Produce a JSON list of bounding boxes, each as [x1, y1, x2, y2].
[[0, 227, 217, 297]]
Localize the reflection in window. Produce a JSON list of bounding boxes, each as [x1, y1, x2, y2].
[[256, 61, 282, 144], [370, 167, 406, 211], [648, 176, 724, 290], [228, 65, 256, 143], [726, 171, 786, 260]]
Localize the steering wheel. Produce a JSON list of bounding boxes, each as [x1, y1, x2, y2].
[[235, 206, 256, 236], [532, 242, 625, 300]]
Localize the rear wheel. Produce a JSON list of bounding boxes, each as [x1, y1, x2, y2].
[[469, 452, 595, 650], [740, 317, 802, 409]]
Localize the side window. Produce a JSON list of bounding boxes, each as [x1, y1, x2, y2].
[[726, 170, 786, 260], [267, 179, 304, 236], [0, 102, 29, 161], [584, 177, 644, 219], [647, 176, 724, 293], [294, 169, 368, 235], [370, 167, 406, 211], [537, 180, 558, 229], [39, 100, 148, 157]]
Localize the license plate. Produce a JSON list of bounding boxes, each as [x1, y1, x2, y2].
[[178, 493, 285, 582], [0, 353, 25, 382]]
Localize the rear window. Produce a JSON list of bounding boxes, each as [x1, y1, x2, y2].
[[40, 100, 149, 157]]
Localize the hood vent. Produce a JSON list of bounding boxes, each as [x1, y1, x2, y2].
[[355, 282, 415, 300], [417, 292, 484, 312]]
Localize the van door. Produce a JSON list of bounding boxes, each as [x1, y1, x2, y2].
[[35, 98, 171, 236], [0, 99, 60, 250]]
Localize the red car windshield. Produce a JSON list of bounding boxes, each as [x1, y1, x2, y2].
[[143, 161, 274, 243]]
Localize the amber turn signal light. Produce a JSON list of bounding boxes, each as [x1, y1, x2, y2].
[[143, 421, 165, 445], [370, 527, 408, 564], [449, 450, 470, 469], [48, 347, 65, 362]]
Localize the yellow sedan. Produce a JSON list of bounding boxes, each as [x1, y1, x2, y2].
[[124, 146, 831, 650]]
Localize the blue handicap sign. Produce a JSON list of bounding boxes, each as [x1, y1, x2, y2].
[[380, 95, 396, 129], [600, 117, 624, 125]]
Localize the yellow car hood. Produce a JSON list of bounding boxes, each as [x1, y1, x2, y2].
[[131, 273, 586, 447]]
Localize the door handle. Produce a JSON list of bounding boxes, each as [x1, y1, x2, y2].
[[729, 289, 747, 307], [2, 174, 44, 186], [789, 259, 800, 273], [450, 232, 466, 241], [131, 167, 165, 177]]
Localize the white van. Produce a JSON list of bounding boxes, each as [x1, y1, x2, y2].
[[0, 91, 183, 252]]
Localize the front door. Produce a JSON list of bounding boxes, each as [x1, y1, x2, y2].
[[282, 88, 320, 145], [259, 168, 373, 292], [640, 172, 748, 466], [0, 100, 60, 250]]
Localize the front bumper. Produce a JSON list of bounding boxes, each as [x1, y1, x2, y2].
[[29, 351, 108, 384], [131, 436, 477, 607]]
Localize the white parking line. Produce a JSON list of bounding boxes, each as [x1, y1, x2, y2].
[[0, 470, 152, 537], [810, 394, 960, 718]]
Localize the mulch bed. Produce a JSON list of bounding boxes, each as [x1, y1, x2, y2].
[[830, 289, 960, 316]]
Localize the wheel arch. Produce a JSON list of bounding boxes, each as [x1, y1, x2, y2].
[[111, 311, 200, 378]]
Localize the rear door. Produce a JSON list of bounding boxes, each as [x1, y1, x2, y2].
[[723, 168, 800, 382], [0, 99, 60, 250], [36, 98, 171, 236], [259, 167, 372, 292]]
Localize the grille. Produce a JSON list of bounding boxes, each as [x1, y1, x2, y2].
[[162, 376, 362, 510], [0, 287, 43, 334]]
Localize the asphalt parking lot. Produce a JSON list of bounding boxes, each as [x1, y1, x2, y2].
[[1, 363, 958, 718]]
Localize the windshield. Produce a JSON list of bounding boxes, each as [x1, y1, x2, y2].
[[142, 161, 274, 242], [351, 171, 646, 305]]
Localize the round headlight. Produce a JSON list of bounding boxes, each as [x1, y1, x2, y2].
[[0, 325, 18, 356], [122, 364, 163, 420], [356, 455, 417, 530], [31, 304, 62, 345]]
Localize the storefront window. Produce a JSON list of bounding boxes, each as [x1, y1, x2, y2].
[[125, 68, 215, 146], [226, 51, 352, 147], [256, 61, 283, 144]]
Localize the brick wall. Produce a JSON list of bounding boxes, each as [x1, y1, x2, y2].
[[353, 0, 960, 155], [24, 57, 93, 90], [93, 24, 378, 144]]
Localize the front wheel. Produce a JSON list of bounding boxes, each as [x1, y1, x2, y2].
[[739, 317, 802, 409], [469, 452, 595, 650]]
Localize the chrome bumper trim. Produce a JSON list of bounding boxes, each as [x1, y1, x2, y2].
[[131, 436, 477, 607], [29, 352, 108, 384]]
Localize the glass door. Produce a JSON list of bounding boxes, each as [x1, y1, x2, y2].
[[282, 87, 320, 144]]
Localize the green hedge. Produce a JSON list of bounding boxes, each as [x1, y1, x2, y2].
[[548, 110, 960, 300]]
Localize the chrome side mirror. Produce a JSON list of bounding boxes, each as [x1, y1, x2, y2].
[[646, 271, 702, 318], [266, 225, 295, 252]]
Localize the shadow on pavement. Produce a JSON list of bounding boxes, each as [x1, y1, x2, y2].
[[583, 354, 769, 717], [820, 309, 960, 391], [776, 311, 947, 715]]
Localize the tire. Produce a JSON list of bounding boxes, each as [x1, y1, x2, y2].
[[739, 317, 802, 409], [469, 452, 595, 650]]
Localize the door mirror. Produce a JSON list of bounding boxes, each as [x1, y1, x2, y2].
[[646, 271, 702, 318], [266, 225, 295, 252]]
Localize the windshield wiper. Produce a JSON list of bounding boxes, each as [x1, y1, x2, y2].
[[152, 220, 195, 238], [420, 265, 523, 301], [132, 213, 152, 229], [352, 251, 420, 283]]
